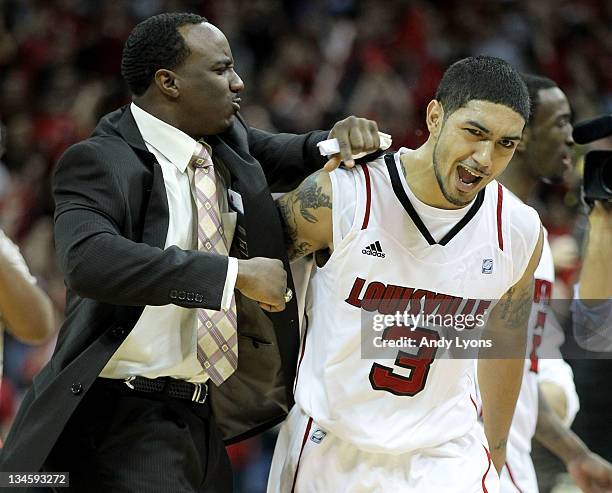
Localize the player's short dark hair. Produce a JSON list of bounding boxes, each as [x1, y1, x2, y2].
[[520, 73, 558, 125], [435, 56, 530, 122], [121, 12, 207, 96]]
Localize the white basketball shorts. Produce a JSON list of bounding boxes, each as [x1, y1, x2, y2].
[[500, 446, 538, 492], [267, 405, 500, 493]]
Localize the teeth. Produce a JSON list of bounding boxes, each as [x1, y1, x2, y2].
[[462, 166, 480, 177]]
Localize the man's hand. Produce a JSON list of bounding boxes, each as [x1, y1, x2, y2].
[[236, 257, 287, 312], [567, 452, 612, 493], [324, 116, 381, 172]]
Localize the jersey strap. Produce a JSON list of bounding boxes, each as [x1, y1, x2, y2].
[[496, 183, 504, 251], [359, 164, 372, 230]]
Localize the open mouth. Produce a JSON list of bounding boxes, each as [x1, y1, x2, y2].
[[455, 164, 483, 192], [561, 154, 572, 168]]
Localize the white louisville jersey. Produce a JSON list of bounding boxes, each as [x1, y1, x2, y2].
[[294, 149, 541, 454]]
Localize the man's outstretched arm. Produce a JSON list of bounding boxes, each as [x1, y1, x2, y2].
[[249, 115, 381, 190], [535, 389, 612, 493], [276, 170, 334, 261], [479, 227, 544, 474]]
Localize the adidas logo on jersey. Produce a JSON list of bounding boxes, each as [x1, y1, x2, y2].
[[362, 241, 385, 258]]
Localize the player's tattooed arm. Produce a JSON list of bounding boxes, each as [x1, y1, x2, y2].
[[494, 283, 532, 330], [294, 173, 332, 223], [478, 226, 544, 474], [491, 438, 507, 457], [276, 170, 334, 261]]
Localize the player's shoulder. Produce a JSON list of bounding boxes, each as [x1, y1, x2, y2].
[[499, 182, 541, 235], [494, 182, 542, 280], [330, 154, 388, 179], [328, 156, 386, 197]]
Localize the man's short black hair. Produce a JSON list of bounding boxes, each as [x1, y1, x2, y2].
[[435, 56, 530, 122], [521, 73, 558, 125], [121, 13, 207, 96]]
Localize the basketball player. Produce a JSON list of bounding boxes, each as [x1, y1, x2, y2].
[[267, 56, 543, 492], [492, 74, 612, 493]]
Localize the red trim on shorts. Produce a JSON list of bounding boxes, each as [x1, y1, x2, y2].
[[470, 394, 479, 416], [496, 183, 504, 251], [505, 461, 524, 493], [291, 416, 314, 493], [482, 445, 492, 493], [293, 322, 309, 394], [360, 164, 372, 230]]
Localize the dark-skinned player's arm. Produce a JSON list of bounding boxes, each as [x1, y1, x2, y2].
[[276, 170, 334, 261], [535, 389, 612, 493], [478, 227, 544, 475]]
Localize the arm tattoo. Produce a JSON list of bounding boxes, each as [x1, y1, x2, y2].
[[498, 285, 516, 320], [277, 171, 331, 260], [295, 172, 332, 223], [492, 438, 507, 452], [278, 198, 312, 261], [498, 281, 532, 330]]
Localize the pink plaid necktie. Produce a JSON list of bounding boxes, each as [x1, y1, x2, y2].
[[190, 142, 238, 385]]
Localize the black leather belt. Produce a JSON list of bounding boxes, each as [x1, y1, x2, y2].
[[97, 376, 208, 404]]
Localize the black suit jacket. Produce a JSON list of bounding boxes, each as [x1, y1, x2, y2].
[[0, 106, 327, 472]]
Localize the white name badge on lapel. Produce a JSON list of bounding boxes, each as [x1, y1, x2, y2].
[[228, 189, 244, 214]]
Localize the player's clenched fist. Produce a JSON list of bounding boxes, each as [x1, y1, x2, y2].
[[236, 257, 288, 312]]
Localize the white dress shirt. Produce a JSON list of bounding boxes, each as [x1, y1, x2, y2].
[[100, 103, 238, 383]]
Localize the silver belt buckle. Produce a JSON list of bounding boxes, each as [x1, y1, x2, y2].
[[191, 382, 208, 404], [124, 376, 136, 389]]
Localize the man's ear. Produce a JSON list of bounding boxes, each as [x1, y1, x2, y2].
[[516, 126, 531, 152], [426, 100, 444, 136], [154, 69, 180, 99]]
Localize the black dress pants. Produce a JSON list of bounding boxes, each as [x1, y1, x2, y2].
[[44, 379, 233, 493]]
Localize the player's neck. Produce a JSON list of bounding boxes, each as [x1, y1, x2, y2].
[[498, 155, 537, 203], [401, 145, 462, 210]]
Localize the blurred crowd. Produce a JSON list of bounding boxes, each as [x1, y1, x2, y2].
[[0, 0, 610, 491]]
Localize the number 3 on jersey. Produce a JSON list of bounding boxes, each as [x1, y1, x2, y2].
[[369, 326, 439, 396]]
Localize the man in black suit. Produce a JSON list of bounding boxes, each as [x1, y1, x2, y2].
[[0, 12, 381, 492]]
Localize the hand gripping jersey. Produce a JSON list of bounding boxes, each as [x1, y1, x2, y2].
[[293, 149, 541, 454]]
